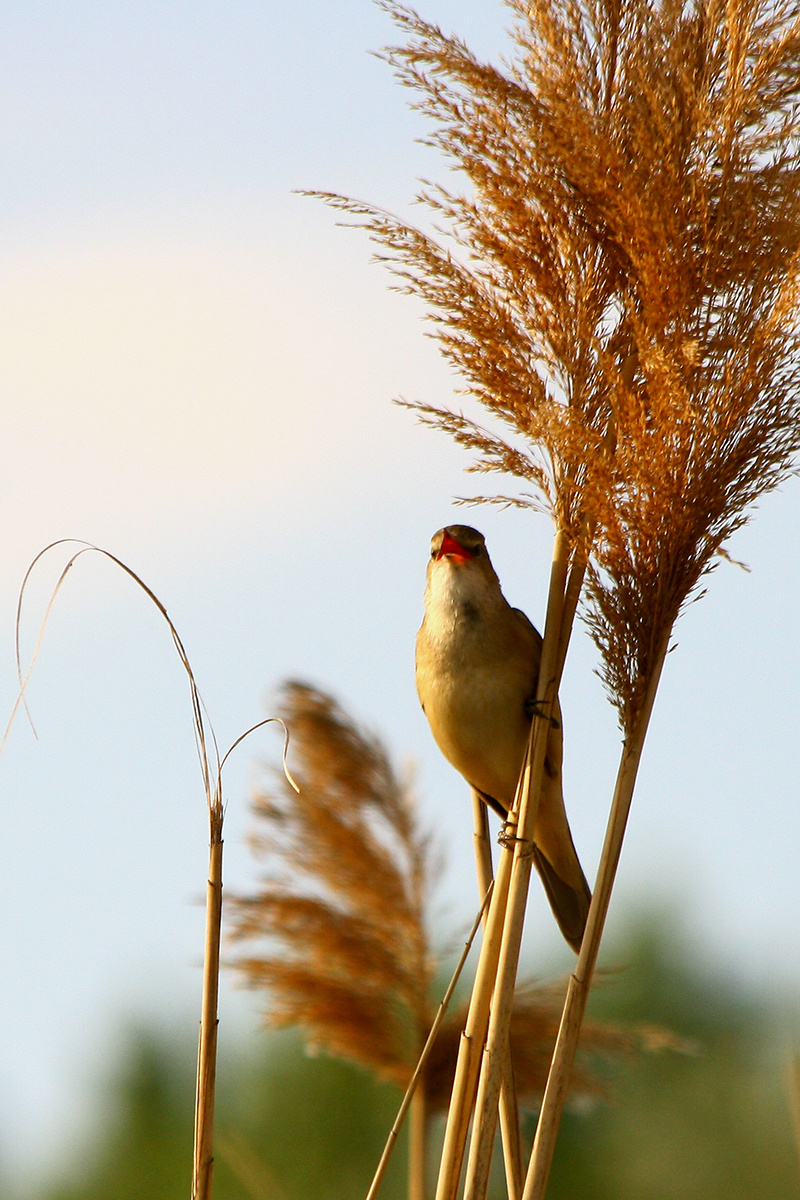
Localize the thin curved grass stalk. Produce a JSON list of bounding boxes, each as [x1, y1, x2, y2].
[[6, 540, 219, 788], [524, 631, 670, 1200], [5, 540, 296, 1200], [365, 881, 493, 1200], [461, 529, 571, 1200]]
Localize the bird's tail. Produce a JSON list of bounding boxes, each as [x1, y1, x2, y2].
[[532, 765, 592, 954], [531, 841, 591, 954]]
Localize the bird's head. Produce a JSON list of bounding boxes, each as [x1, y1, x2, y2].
[[425, 525, 502, 606], [430, 525, 486, 564]]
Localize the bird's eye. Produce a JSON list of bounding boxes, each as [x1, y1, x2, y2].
[[430, 547, 438, 559], [472, 544, 482, 555]]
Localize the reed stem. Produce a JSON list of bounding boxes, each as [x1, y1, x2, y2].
[[408, 1083, 427, 1200], [192, 805, 224, 1200], [461, 531, 571, 1200], [471, 792, 522, 1200], [433, 827, 516, 1200], [365, 884, 493, 1200], [523, 632, 670, 1199]]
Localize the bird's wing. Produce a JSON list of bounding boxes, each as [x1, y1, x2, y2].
[[509, 607, 543, 716], [510, 605, 543, 647]]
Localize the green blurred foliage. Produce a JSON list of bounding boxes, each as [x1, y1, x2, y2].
[[24, 913, 800, 1200], [545, 913, 799, 1200], [36, 1026, 406, 1200], [39, 1027, 195, 1200]]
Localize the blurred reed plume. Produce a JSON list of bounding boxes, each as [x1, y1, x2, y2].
[[228, 682, 682, 1195], [230, 680, 433, 1087], [312, 1, 800, 1194]]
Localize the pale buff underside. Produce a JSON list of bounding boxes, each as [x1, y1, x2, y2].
[[416, 554, 584, 891]]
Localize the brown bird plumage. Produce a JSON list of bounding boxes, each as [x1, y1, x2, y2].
[[415, 525, 591, 952]]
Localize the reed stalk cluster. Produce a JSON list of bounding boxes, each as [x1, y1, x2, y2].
[[229, 683, 686, 1196], [311, 0, 800, 1194]]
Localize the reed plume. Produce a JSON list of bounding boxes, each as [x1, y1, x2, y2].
[[229, 681, 433, 1087], [320, 1, 800, 732], [313, 0, 800, 1194]]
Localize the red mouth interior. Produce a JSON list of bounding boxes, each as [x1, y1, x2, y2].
[[437, 531, 472, 561]]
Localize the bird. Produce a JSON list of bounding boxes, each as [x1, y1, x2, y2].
[[415, 524, 591, 953]]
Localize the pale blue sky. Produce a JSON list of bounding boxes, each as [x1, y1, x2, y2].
[[0, 2, 798, 1193]]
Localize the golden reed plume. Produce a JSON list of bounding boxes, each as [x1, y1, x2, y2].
[[315, 0, 800, 730]]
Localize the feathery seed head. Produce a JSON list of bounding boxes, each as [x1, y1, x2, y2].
[[319, 0, 800, 726]]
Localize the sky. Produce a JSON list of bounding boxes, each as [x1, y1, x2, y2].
[[0, 1, 798, 1193]]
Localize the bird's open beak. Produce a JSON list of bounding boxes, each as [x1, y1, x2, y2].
[[437, 531, 473, 563]]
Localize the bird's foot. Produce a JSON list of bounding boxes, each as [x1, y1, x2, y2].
[[497, 818, 534, 857], [524, 698, 561, 728]]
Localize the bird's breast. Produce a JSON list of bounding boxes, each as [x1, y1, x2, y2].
[[415, 616, 533, 810]]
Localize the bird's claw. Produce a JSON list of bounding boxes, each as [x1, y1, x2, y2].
[[497, 819, 534, 856], [524, 698, 560, 729]]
